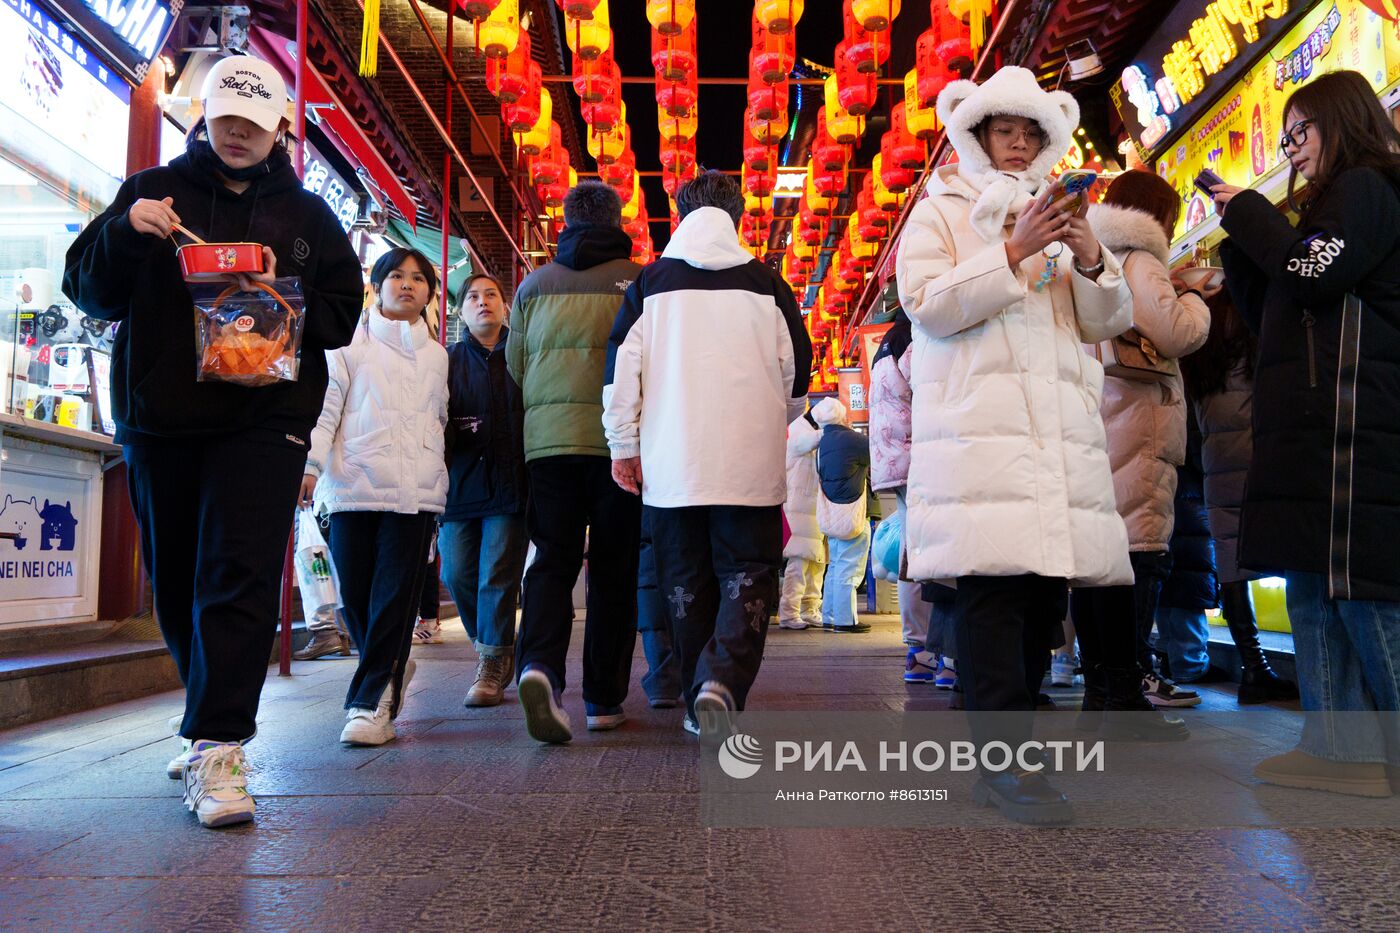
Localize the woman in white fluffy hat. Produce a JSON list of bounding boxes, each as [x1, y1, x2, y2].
[[894, 66, 1133, 823]]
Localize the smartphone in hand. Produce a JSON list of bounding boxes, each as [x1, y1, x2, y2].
[[1046, 169, 1098, 215], [1194, 168, 1225, 199]]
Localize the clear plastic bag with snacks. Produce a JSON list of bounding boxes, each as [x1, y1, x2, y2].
[[191, 278, 304, 387]]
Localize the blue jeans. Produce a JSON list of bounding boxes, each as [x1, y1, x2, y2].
[[439, 514, 528, 658], [1154, 607, 1212, 682], [823, 527, 870, 629], [1285, 572, 1400, 765]]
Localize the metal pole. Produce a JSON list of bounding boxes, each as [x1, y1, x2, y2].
[[441, 6, 453, 344]]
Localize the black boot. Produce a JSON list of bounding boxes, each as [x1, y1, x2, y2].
[[1221, 582, 1299, 704], [1076, 664, 1106, 732], [971, 769, 1073, 825], [1100, 667, 1190, 742]]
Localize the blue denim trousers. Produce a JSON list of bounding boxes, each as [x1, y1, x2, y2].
[[439, 514, 528, 658], [1285, 571, 1400, 764], [1154, 607, 1212, 682], [822, 526, 870, 629]]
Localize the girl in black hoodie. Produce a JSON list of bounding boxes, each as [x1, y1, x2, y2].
[[1214, 70, 1400, 797], [62, 54, 362, 828]]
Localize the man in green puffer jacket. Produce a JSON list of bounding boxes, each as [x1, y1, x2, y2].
[[507, 181, 645, 745]]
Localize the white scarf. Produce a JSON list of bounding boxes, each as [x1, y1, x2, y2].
[[958, 163, 1048, 243]]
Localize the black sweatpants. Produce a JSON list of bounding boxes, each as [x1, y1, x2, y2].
[[328, 511, 436, 713], [645, 504, 783, 712], [124, 428, 307, 743], [954, 574, 1068, 755], [516, 456, 640, 705]]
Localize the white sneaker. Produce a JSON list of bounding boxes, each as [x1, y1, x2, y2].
[[167, 739, 193, 780], [695, 680, 736, 740], [1050, 653, 1081, 688], [340, 707, 396, 746], [167, 714, 184, 734], [518, 667, 572, 744], [182, 742, 255, 828], [413, 619, 443, 644], [777, 618, 809, 630]]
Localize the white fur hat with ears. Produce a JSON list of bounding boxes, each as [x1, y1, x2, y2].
[[937, 66, 1079, 182]]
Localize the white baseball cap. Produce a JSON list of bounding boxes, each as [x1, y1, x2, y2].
[[201, 55, 289, 132]]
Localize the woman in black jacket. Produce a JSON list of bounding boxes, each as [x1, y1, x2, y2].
[[1213, 70, 1400, 797], [62, 55, 363, 828], [1179, 292, 1298, 704]]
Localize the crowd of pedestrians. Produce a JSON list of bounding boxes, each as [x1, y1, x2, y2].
[[61, 53, 1400, 829]]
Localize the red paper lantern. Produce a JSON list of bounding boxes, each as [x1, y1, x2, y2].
[[887, 103, 926, 169], [748, 106, 786, 145], [743, 126, 776, 173], [600, 146, 636, 190], [914, 30, 955, 108], [931, 1, 975, 74], [530, 123, 567, 186], [655, 70, 698, 117], [834, 41, 877, 116], [487, 28, 532, 103], [747, 68, 790, 123], [662, 162, 697, 196], [842, 2, 890, 74], [741, 213, 769, 249], [580, 64, 621, 130], [814, 163, 847, 199], [750, 15, 796, 84], [814, 110, 848, 173], [502, 61, 544, 132], [660, 138, 696, 174], [651, 23, 697, 82], [574, 47, 617, 104], [744, 163, 777, 198]]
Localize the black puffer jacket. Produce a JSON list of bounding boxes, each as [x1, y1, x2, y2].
[[63, 150, 363, 443], [1160, 417, 1219, 612], [1193, 362, 1258, 584], [1220, 167, 1400, 599], [443, 330, 527, 520]]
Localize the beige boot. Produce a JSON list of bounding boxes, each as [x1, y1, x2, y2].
[[293, 629, 350, 661], [1254, 749, 1392, 798]]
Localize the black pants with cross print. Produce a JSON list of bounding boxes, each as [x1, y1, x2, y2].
[[644, 504, 783, 714]]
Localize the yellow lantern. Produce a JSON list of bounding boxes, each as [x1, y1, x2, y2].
[[658, 108, 697, 145], [823, 74, 864, 144], [646, 0, 695, 36], [515, 87, 553, 156], [849, 219, 880, 258], [744, 191, 769, 218], [871, 155, 906, 212], [566, 0, 612, 61], [755, 0, 803, 34], [620, 175, 641, 223], [903, 69, 940, 140], [793, 233, 818, 259], [948, 0, 992, 54], [479, 0, 520, 59], [852, 0, 900, 31], [805, 168, 834, 216]]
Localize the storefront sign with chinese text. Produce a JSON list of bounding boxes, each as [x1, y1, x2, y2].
[[37, 0, 181, 85]]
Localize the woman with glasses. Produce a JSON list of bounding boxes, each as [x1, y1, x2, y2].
[[895, 67, 1133, 824], [1212, 69, 1400, 798]]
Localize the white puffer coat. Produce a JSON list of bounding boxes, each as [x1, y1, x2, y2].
[[896, 169, 1134, 585], [782, 412, 825, 562], [307, 307, 449, 515], [1087, 204, 1210, 551]]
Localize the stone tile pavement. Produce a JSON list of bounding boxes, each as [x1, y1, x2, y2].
[[1, 614, 1397, 932]]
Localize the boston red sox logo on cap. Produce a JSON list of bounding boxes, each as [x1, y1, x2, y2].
[[201, 55, 289, 132]]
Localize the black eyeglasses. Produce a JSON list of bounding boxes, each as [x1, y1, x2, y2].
[[1279, 119, 1314, 155]]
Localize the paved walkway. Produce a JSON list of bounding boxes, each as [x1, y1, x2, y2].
[[2, 614, 1397, 931]]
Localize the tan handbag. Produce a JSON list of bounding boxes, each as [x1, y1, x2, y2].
[[1090, 328, 1174, 383]]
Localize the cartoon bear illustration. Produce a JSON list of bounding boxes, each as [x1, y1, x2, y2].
[[39, 499, 78, 551], [0, 495, 42, 551]]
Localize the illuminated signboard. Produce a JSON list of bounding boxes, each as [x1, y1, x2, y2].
[[1159, 0, 1400, 240], [302, 145, 362, 233], [1113, 0, 1313, 157], [36, 0, 182, 86]]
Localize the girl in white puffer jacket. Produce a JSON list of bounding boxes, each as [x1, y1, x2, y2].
[[778, 407, 825, 629], [301, 247, 449, 748]]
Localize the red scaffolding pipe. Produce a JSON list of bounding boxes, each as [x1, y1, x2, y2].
[[441, 9, 453, 343]]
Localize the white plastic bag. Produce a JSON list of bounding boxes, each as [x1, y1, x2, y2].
[[294, 508, 341, 617]]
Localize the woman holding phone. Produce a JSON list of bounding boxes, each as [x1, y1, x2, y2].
[[62, 55, 362, 829], [895, 66, 1132, 824], [1213, 70, 1400, 797]]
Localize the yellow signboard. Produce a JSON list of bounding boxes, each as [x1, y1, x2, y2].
[[1160, 0, 1400, 240]]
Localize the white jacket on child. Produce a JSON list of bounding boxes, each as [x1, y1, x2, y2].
[[307, 307, 449, 515]]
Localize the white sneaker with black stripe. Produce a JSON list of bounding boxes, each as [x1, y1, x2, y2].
[[1142, 672, 1202, 708], [182, 741, 255, 828]]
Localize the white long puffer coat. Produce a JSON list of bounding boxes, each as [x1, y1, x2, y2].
[[307, 307, 449, 515], [782, 413, 825, 562], [1087, 204, 1210, 552], [895, 166, 1135, 586]]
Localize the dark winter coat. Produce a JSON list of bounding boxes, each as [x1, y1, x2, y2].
[[1160, 418, 1219, 612], [1193, 362, 1259, 584], [1220, 167, 1400, 600], [444, 329, 527, 521], [816, 422, 870, 506], [62, 150, 363, 443]]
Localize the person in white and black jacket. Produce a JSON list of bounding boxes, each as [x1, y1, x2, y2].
[[1214, 70, 1400, 797], [603, 171, 812, 731]]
